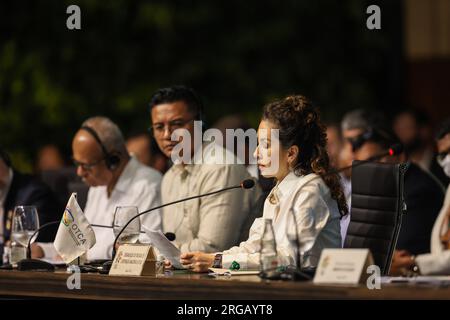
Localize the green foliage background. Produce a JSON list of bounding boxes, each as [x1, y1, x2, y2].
[[0, 0, 403, 172]]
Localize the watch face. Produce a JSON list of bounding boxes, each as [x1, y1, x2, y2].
[[214, 254, 222, 268]]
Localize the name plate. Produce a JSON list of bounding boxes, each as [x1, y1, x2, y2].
[[109, 244, 157, 277], [313, 249, 374, 285]]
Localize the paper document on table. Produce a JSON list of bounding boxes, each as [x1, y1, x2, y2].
[[209, 268, 260, 276], [142, 226, 185, 269], [381, 276, 450, 285]]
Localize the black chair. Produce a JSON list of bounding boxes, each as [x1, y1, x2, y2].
[[344, 161, 408, 275]]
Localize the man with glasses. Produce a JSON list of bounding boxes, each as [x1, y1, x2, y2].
[[149, 85, 264, 254], [33, 116, 162, 261]]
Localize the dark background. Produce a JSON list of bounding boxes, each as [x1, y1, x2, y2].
[[0, 0, 440, 171]]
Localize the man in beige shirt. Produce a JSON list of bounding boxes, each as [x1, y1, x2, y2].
[[149, 85, 264, 253]]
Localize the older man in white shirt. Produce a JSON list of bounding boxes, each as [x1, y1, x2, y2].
[[34, 117, 162, 261]]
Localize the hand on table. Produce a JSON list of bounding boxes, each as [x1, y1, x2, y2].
[[389, 250, 415, 276], [180, 252, 215, 273], [30, 243, 44, 259], [30, 243, 62, 262]]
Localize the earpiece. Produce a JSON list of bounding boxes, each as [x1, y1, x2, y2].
[[80, 126, 121, 171]]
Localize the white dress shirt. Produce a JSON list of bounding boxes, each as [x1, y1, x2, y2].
[[41, 157, 162, 261], [339, 174, 352, 247], [416, 186, 450, 275], [221, 172, 342, 270]]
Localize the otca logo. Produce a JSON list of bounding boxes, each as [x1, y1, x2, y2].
[[62, 208, 75, 227]]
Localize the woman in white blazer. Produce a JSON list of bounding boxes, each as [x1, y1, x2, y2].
[[180, 95, 349, 272]]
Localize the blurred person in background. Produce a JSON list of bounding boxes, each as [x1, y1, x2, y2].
[[126, 132, 169, 174], [326, 123, 343, 169], [0, 146, 61, 264], [393, 109, 449, 187], [35, 144, 66, 174], [390, 118, 450, 275], [326, 122, 351, 246], [340, 109, 444, 259]]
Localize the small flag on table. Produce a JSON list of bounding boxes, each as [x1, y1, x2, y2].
[[54, 193, 96, 263]]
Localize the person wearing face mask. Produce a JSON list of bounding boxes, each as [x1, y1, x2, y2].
[[390, 118, 450, 275], [178, 95, 348, 272], [393, 110, 449, 187]]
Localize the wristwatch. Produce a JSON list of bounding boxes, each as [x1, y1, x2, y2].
[[410, 255, 421, 275], [213, 254, 223, 268]]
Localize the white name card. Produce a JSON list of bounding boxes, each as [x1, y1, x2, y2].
[[109, 244, 157, 277], [313, 249, 374, 285]]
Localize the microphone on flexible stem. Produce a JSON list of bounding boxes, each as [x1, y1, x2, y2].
[[260, 144, 403, 281], [328, 143, 404, 175], [164, 232, 176, 241], [101, 179, 256, 273]]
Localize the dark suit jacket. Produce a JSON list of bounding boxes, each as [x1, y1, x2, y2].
[[396, 163, 445, 255], [3, 171, 63, 243]]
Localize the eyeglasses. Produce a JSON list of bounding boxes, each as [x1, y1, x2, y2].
[[345, 136, 366, 152], [149, 118, 194, 136], [345, 128, 394, 152], [72, 157, 105, 171], [437, 148, 450, 163]]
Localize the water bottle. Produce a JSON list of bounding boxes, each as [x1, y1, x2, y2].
[[259, 219, 278, 271], [10, 240, 26, 265], [2, 245, 10, 265]]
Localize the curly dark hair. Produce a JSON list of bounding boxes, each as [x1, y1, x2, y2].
[[262, 95, 348, 217]]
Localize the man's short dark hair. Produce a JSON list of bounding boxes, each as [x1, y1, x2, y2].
[[436, 118, 450, 140], [149, 85, 203, 120]]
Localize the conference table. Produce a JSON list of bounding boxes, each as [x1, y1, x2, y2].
[[0, 269, 449, 300]]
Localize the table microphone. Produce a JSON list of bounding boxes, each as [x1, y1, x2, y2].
[[101, 179, 256, 273], [164, 232, 176, 241]]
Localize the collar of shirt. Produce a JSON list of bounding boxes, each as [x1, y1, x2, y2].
[[268, 171, 298, 204], [170, 141, 224, 179], [113, 157, 140, 195], [171, 163, 195, 182]]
